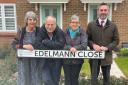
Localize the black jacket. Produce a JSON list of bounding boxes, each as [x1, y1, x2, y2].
[[35, 25, 66, 50]]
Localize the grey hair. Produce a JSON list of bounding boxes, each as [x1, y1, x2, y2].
[[70, 14, 79, 22], [24, 11, 37, 23], [45, 16, 56, 23]]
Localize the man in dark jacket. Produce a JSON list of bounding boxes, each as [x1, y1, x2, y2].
[[86, 3, 119, 85], [35, 16, 65, 85]]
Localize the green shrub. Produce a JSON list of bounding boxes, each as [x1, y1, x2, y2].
[[115, 57, 128, 77], [0, 49, 10, 59], [0, 80, 16, 85], [60, 76, 128, 85], [0, 47, 17, 85], [119, 48, 128, 57], [110, 77, 128, 85], [79, 76, 128, 85]]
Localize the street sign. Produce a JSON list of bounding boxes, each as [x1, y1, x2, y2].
[[17, 49, 105, 59]]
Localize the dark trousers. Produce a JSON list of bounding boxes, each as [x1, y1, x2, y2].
[[90, 59, 111, 85], [42, 59, 62, 85], [63, 64, 83, 85]]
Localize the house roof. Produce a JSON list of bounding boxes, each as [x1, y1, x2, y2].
[[27, 0, 70, 3], [80, 0, 124, 3]]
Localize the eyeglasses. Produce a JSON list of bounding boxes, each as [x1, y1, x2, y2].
[[70, 22, 79, 24]]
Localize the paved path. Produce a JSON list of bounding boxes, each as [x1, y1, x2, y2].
[[99, 52, 126, 78], [110, 60, 126, 78], [110, 52, 126, 78]]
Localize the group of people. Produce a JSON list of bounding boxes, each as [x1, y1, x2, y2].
[[12, 3, 119, 85]]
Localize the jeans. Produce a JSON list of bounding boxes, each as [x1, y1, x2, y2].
[[63, 64, 83, 85], [42, 59, 62, 85], [90, 59, 111, 85]]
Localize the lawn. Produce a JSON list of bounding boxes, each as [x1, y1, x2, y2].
[[114, 57, 128, 78], [0, 48, 17, 85], [80, 59, 90, 77]]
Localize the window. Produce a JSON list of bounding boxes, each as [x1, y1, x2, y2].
[[0, 4, 16, 32], [0, 6, 2, 30], [88, 4, 112, 23], [40, 4, 62, 28]]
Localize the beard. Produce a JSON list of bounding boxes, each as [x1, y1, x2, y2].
[[99, 14, 108, 20], [46, 28, 55, 33]]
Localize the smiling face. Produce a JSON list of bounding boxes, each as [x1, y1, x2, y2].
[[45, 16, 56, 33], [97, 4, 109, 20], [27, 17, 37, 29], [69, 19, 80, 31], [25, 11, 37, 30], [69, 14, 80, 31]]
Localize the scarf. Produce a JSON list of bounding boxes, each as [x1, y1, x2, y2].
[[68, 27, 80, 39]]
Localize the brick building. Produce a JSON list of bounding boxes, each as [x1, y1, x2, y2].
[[0, 0, 128, 48]]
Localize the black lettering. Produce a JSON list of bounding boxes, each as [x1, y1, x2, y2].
[[53, 51, 59, 56], [88, 52, 93, 57], [78, 51, 83, 57], [35, 51, 38, 56], [64, 51, 70, 57], [93, 52, 98, 57], [83, 51, 87, 57], [59, 51, 64, 57], [44, 51, 48, 56], [99, 52, 103, 58], [39, 51, 44, 56], [70, 52, 75, 57]]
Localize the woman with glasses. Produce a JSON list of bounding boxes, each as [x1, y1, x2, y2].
[[63, 14, 88, 85]]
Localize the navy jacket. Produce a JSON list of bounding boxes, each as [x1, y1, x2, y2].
[[35, 25, 66, 50]]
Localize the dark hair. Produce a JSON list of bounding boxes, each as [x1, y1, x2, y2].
[[100, 3, 108, 6], [97, 3, 109, 10]]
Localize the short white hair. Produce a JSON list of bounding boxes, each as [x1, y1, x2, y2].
[[45, 16, 56, 24], [70, 14, 79, 22]]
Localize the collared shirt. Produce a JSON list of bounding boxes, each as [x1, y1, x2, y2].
[[98, 18, 107, 27]]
